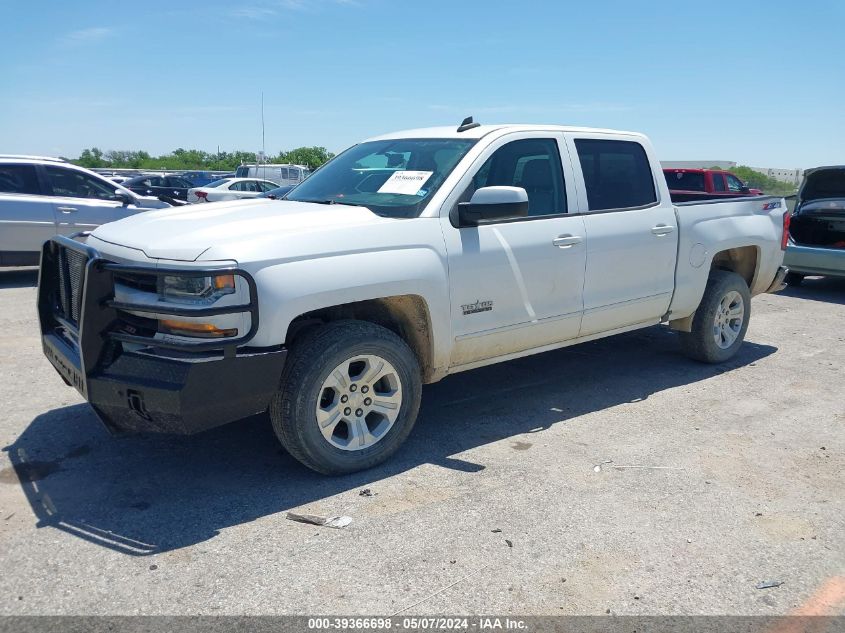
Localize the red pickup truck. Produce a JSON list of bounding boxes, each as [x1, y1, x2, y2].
[[663, 168, 764, 202]]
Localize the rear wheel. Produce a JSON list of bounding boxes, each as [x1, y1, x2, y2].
[[680, 270, 751, 363], [785, 272, 804, 286], [270, 320, 422, 475]]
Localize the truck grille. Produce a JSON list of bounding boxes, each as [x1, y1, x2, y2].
[[56, 246, 87, 325]]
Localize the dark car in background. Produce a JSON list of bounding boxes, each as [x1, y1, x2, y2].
[[784, 165, 845, 284], [664, 168, 763, 202], [123, 174, 194, 201]]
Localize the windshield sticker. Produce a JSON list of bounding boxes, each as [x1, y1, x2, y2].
[[377, 171, 433, 195], [415, 188, 429, 197]]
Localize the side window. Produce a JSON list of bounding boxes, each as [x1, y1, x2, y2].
[[574, 139, 657, 211], [229, 181, 245, 191], [0, 164, 41, 195], [712, 173, 727, 192], [147, 176, 163, 187], [259, 181, 276, 192], [278, 168, 289, 181], [468, 138, 566, 217], [45, 166, 119, 201], [726, 174, 744, 192]]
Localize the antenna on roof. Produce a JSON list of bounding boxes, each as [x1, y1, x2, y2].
[[457, 116, 480, 133]]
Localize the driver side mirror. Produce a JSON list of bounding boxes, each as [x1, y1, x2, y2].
[[113, 190, 135, 206], [453, 186, 529, 227]]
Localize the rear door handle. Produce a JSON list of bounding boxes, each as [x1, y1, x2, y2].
[[553, 235, 583, 248], [651, 224, 675, 236], [57, 206, 78, 213]]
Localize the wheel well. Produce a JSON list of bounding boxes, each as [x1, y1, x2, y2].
[[710, 245, 758, 288], [286, 295, 435, 382]]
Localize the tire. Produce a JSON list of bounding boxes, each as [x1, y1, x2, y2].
[[679, 270, 751, 364], [785, 272, 804, 286], [270, 320, 422, 475]]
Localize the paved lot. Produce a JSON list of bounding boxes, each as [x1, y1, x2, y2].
[[0, 268, 842, 616]]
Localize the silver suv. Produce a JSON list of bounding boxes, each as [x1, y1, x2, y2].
[[0, 156, 170, 266]]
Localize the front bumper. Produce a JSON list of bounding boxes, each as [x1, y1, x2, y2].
[[783, 243, 845, 278], [38, 236, 285, 435]]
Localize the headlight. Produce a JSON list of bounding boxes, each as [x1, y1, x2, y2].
[[159, 273, 236, 304]]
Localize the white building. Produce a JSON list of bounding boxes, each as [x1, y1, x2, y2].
[[748, 167, 804, 186]]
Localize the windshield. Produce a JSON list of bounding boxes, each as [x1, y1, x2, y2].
[[285, 138, 476, 217]]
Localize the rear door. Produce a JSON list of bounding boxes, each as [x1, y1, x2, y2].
[[566, 135, 678, 336], [441, 133, 587, 367], [0, 163, 56, 255], [44, 165, 142, 235]]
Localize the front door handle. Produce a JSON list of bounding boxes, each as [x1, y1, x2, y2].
[[57, 206, 78, 213], [651, 224, 675, 236], [553, 235, 583, 248]]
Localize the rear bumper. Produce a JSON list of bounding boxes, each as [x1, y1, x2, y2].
[[783, 243, 845, 278], [765, 265, 789, 293], [38, 236, 284, 435]]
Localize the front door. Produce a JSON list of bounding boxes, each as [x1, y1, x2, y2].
[[43, 165, 141, 236], [441, 135, 586, 367]]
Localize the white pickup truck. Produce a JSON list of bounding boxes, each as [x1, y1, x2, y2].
[[38, 121, 789, 474]]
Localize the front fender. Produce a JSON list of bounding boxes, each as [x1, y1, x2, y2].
[[246, 247, 451, 371]]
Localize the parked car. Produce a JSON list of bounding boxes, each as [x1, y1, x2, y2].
[[258, 184, 296, 199], [188, 178, 278, 203], [37, 122, 788, 474], [122, 174, 195, 201], [783, 165, 845, 284], [235, 164, 310, 186], [180, 171, 229, 187], [0, 155, 170, 266], [663, 168, 764, 202]]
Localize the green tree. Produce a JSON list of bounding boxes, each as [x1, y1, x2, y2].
[[69, 145, 336, 172]]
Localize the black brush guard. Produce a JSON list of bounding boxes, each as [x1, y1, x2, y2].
[[37, 235, 286, 434]]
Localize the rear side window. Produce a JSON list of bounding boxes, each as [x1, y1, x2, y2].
[[665, 170, 705, 192], [712, 173, 727, 192], [575, 139, 657, 211], [0, 164, 41, 195]]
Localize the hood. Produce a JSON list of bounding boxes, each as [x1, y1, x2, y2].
[[90, 198, 390, 261]]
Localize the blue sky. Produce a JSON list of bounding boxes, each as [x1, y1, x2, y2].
[[1, 0, 843, 168]]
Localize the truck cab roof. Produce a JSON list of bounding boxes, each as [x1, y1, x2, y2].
[[366, 124, 646, 142]]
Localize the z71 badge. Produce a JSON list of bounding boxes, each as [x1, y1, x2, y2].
[[461, 299, 493, 315]]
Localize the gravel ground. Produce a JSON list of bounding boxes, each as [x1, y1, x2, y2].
[[0, 268, 842, 616]]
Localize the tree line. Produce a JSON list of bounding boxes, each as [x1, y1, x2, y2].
[[72, 146, 336, 171]]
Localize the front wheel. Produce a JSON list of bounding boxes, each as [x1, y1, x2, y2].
[[270, 320, 422, 475], [680, 270, 751, 363]]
